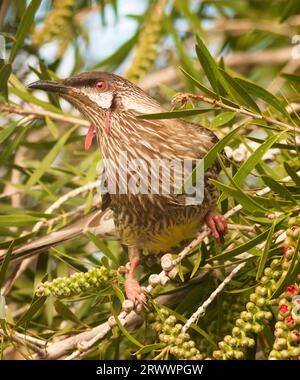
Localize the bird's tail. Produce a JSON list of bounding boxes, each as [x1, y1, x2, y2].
[[0, 208, 116, 265]]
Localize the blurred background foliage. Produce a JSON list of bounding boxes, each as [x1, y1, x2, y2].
[[0, 0, 300, 360]]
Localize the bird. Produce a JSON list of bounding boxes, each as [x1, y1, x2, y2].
[[3, 72, 227, 303]]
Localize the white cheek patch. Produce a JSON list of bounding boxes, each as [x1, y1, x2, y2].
[[82, 89, 114, 109]]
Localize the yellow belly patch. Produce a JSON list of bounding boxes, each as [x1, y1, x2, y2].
[[121, 217, 201, 253]]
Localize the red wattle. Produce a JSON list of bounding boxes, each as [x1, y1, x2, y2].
[[85, 125, 95, 150]]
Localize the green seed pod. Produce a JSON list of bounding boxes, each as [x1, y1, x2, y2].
[[280, 350, 290, 359], [234, 350, 244, 360], [224, 335, 232, 344], [270, 260, 281, 270], [212, 350, 222, 359], [236, 318, 245, 328], [264, 311, 273, 321], [260, 276, 270, 285], [254, 311, 265, 320], [232, 327, 241, 337], [256, 297, 266, 307]]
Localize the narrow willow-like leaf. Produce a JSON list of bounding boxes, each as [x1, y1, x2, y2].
[[211, 179, 268, 213], [0, 214, 40, 227], [235, 78, 291, 120], [180, 67, 217, 98], [135, 343, 166, 356], [86, 232, 118, 265], [0, 64, 11, 99], [25, 125, 77, 190], [284, 162, 300, 187], [280, 0, 299, 22], [114, 315, 144, 348], [220, 132, 285, 202], [0, 123, 17, 144], [9, 0, 42, 63], [0, 241, 14, 288], [16, 296, 47, 327], [261, 175, 297, 204], [211, 111, 236, 128], [204, 126, 241, 171], [137, 108, 214, 120], [54, 300, 87, 326], [218, 68, 261, 114], [210, 228, 271, 262], [256, 220, 276, 280], [195, 35, 221, 97], [190, 247, 202, 278]]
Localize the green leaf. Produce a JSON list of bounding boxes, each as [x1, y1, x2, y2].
[[204, 126, 241, 171], [190, 247, 202, 278], [234, 78, 290, 120], [45, 116, 59, 139], [25, 125, 77, 190], [211, 111, 236, 128], [135, 343, 166, 356], [284, 162, 300, 187], [280, 0, 300, 22], [261, 175, 297, 204], [210, 228, 271, 262], [218, 69, 261, 114], [0, 124, 17, 144], [256, 220, 276, 280], [86, 232, 118, 265], [0, 64, 11, 99], [195, 35, 221, 97], [0, 214, 40, 227], [9, 0, 42, 63], [180, 67, 217, 98], [114, 315, 144, 348], [220, 132, 285, 202], [54, 300, 86, 326], [16, 296, 47, 327], [137, 108, 214, 120], [0, 241, 14, 288], [281, 72, 300, 85], [211, 180, 268, 213]]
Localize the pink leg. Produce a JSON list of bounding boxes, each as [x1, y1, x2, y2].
[[205, 212, 228, 245], [125, 247, 146, 304]]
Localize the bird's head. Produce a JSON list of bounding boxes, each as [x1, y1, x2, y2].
[[28, 71, 162, 149]]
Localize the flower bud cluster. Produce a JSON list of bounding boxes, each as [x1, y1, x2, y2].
[[151, 309, 203, 360], [36, 266, 112, 298], [269, 216, 300, 359], [213, 215, 300, 359]]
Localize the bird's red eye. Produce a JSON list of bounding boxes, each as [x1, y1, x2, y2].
[[95, 80, 108, 92]]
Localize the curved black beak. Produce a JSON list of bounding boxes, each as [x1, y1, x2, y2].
[[27, 80, 72, 95]]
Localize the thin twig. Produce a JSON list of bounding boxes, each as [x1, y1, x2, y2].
[[172, 93, 300, 134], [0, 329, 46, 357], [0, 104, 89, 127], [182, 260, 248, 333]]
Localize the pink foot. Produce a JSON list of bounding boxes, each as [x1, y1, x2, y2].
[[125, 277, 146, 304], [206, 212, 228, 245]]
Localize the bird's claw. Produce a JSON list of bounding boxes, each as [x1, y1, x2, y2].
[[125, 277, 147, 305], [206, 212, 228, 245]]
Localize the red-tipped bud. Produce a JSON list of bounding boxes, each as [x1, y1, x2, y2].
[[279, 304, 289, 315], [285, 285, 298, 296], [285, 316, 296, 328], [283, 246, 294, 256]]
